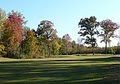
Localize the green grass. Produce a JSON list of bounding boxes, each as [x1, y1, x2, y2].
[[0, 55, 120, 84]]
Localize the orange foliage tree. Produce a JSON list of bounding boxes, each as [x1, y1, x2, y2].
[[2, 11, 25, 57]]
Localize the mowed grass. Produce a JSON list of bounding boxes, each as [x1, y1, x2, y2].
[[0, 55, 120, 84]]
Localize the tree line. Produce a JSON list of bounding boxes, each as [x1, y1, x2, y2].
[[0, 8, 120, 58], [78, 16, 119, 55]]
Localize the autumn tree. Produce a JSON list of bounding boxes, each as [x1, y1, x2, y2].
[[78, 16, 99, 55], [57, 38, 64, 55], [100, 19, 119, 54], [51, 41, 61, 55], [21, 30, 39, 58], [2, 11, 25, 58], [22, 26, 30, 40], [0, 8, 6, 37], [62, 34, 72, 55], [71, 40, 77, 54], [37, 20, 57, 56], [0, 8, 6, 56]]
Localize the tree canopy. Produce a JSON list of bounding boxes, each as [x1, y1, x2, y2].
[[100, 19, 119, 54], [78, 16, 99, 55]]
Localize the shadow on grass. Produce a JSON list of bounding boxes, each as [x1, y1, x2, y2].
[[0, 57, 120, 84], [53, 57, 120, 63], [80, 57, 120, 62]]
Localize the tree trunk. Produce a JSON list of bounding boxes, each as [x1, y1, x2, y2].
[[105, 41, 107, 54], [47, 45, 51, 57], [91, 36, 95, 55], [105, 34, 108, 54], [92, 47, 95, 55], [66, 45, 68, 55]]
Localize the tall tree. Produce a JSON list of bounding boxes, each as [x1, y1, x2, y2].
[[58, 38, 64, 55], [51, 41, 61, 55], [0, 8, 6, 56], [21, 30, 39, 58], [37, 20, 57, 56], [100, 19, 119, 54], [0, 8, 6, 28], [71, 40, 77, 54], [78, 16, 99, 55], [2, 11, 25, 57], [0, 8, 6, 35], [62, 34, 72, 55]]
